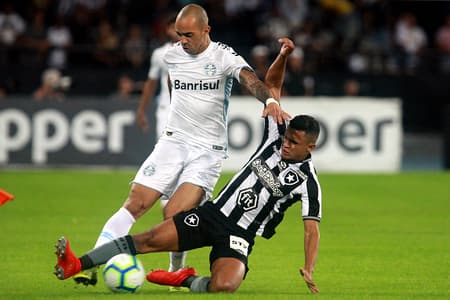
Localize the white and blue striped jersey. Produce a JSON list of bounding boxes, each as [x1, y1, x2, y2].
[[212, 116, 322, 239], [164, 41, 251, 150]]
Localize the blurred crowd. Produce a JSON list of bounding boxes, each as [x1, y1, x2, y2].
[[0, 0, 449, 98]]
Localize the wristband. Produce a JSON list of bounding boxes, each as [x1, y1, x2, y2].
[[265, 98, 279, 106]]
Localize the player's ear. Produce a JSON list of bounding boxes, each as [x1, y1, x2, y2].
[[204, 25, 211, 34]]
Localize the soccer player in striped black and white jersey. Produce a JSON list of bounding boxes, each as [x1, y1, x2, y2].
[[55, 37, 321, 294]]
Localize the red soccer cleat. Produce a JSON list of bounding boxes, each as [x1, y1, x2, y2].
[[147, 267, 196, 287], [0, 189, 14, 206], [54, 236, 81, 280]]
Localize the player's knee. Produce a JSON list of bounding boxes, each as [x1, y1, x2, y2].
[[125, 188, 154, 218], [162, 203, 181, 219], [124, 198, 143, 217], [209, 279, 239, 293], [133, 229, 158, 252]]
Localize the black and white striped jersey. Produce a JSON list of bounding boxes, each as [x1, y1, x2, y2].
[[212, 116, 322, 239]]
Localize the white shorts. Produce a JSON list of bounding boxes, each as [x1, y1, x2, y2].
[[155, 104, 169, 139], [134, 131, 226, 202]]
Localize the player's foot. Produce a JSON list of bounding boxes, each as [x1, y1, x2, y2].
[[54, 236, 81, 280], [146, 267, 196, 287], [73, 268, 98, 286]]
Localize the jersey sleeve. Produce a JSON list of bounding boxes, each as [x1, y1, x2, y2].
[[257, 116, 287, 152], [221, 45, 252, 82], [147, 48, 163, 79], [267, 116, 287, 141], [300, 162, 322, 222]]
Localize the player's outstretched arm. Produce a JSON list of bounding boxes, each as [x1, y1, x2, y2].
[[264, 38, 294, 101], [259, 37, 294, 121], [300, 219, 320, 294], [239, 67, 289, 124], [300, 268, 319, 294], [136, 78, 158, 132], [239, 38, 294, 123]]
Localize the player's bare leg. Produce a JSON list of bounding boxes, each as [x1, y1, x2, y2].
[[208, 257, 245, 292], [74, 183, 161, 286], [161, 183, 204, 291], [164, 183, 204, 271], [159, 195, 187, 292], [147, 257, 245, 293]]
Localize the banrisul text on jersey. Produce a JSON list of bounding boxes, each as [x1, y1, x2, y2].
[[173, 79, 220, 90]]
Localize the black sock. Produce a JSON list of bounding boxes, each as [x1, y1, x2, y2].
[[188, 276, 211, 292], [79, 255, 94, 270], [81, 235, 137, 269], [182, 275, 196, 287]]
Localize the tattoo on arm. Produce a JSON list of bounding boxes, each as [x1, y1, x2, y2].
[[240, 68, 272, 103]]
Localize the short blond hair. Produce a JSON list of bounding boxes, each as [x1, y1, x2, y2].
[[177, 4, 209, 27]]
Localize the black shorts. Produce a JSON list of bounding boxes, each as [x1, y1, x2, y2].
[[173, 202, 254, 274]]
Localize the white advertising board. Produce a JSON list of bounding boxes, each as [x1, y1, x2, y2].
[[224, 97, 402, 173]]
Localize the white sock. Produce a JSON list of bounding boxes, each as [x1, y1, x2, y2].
[[169, 251, 187, 272], [160, 198, 169, 209], [160, 198, 186, 272], [94, 207, 136, 248]]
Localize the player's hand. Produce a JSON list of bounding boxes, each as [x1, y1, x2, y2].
[[262, 103, 291, 124], [278, 38, 295, 58], [299, 268, 319, 294], [136, 109, 149, 132]]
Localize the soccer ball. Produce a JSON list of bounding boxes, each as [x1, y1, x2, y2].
[[103, 254, 145, 293]]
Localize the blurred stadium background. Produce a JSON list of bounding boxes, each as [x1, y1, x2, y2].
[[1, 3, 449, 298], [0, 0, 449, 171]]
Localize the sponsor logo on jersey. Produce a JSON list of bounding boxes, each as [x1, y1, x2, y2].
[[237, 188, 258, 211], [173, 79, 220, 90], [229, 235, 249, 256], [251, 158, 283, 197]]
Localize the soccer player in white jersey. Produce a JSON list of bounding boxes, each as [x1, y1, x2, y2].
[[55, 37, 322, 294], [135, 14, 181, 278], [71, 4, 290, 286], [136, 14, 178, 138]]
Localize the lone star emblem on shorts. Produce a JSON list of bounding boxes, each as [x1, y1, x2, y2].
[[184, 213, 199, 227]]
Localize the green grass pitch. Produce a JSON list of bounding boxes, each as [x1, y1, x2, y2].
[[0, 170, 449, 299]]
